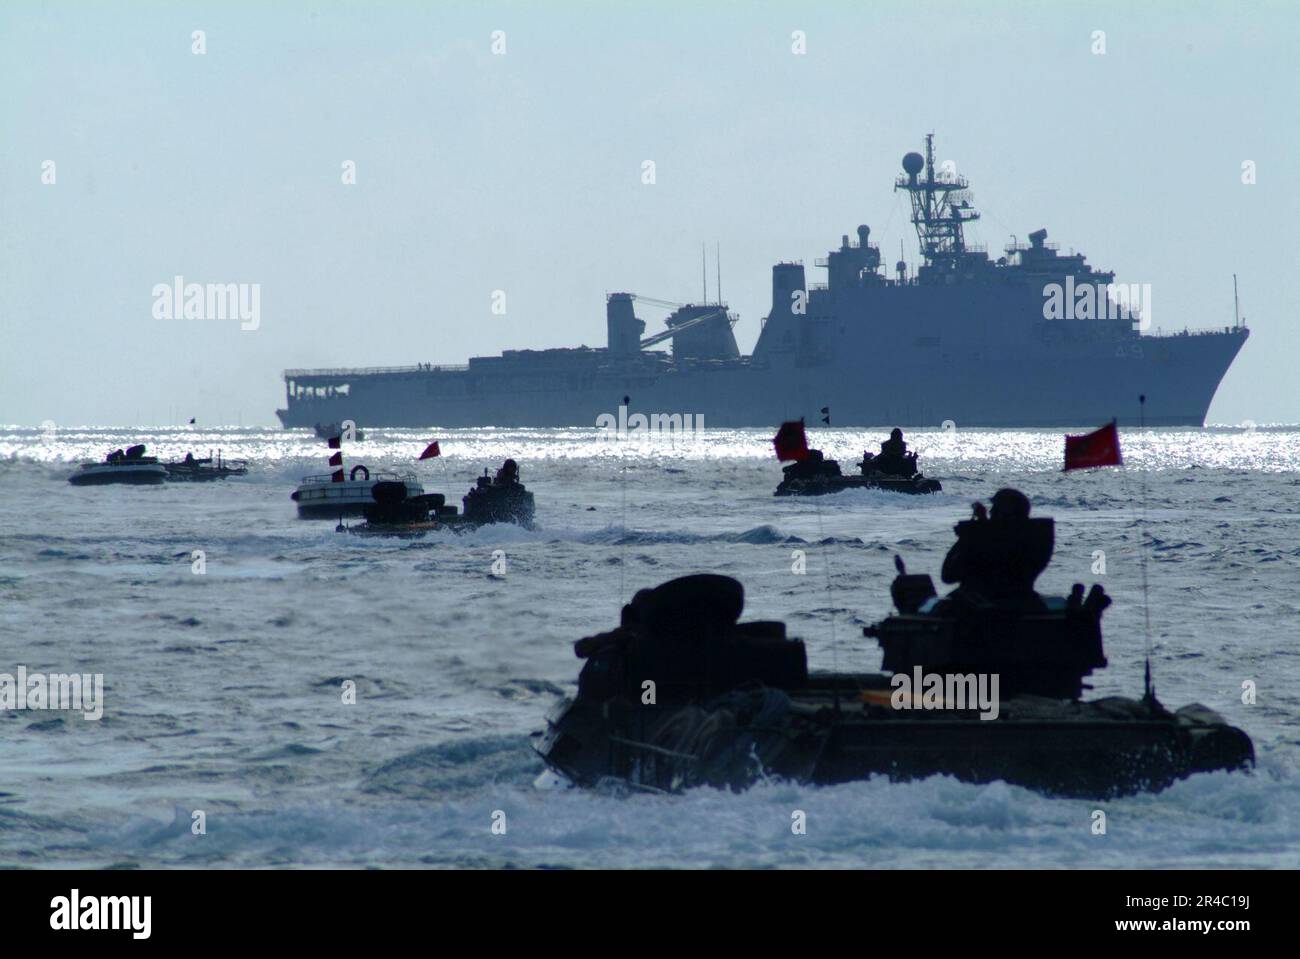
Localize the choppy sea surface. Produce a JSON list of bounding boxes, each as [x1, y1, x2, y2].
[[0, 424, 1297, 869]]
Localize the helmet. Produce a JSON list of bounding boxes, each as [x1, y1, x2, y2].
[[990, 488, 1031, 520]]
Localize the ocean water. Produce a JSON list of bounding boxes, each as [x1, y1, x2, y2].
[[1, 424, 1297, 869]]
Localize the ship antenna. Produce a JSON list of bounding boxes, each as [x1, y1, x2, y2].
[[1233, 274, 1240, 328], [702, 243, 707, 304], [1137, 393, 1155, 704], [925, 132, 935, 217], [895, 133, 979, 268], [716, 242, 721, 305]]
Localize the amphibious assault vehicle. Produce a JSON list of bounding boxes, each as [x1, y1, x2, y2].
[[348, 460, 535, 536], [775, 448, 941, 496], [163, 452, 249, 481], [535, 499, 1253, 798], [68, 444, 168, 486]]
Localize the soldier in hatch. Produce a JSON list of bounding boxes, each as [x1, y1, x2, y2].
[[940, 488, 1048, 604], [865, 428, 917, 477]]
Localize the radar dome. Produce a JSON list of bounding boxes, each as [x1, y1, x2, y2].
[[902, 152, 925, 176]]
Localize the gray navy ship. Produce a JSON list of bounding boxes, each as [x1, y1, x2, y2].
[[278, 136, 1248, 429]]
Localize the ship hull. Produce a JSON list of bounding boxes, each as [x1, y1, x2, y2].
[[278, 328, 1246, 429]]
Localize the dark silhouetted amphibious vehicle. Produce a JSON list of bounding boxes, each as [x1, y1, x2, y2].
[[348, 459, 535, 536], [535, 493, 1253, 798], [775, 435, 941, 497]]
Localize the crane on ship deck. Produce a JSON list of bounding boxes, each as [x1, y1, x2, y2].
[[625, 294, 737, 350]]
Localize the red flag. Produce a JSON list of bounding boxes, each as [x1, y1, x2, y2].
[[331, 469, 344, 483], [773, 420, 810, 462], [328, 452, 342, 467], [327, 436, 341, 450], [419, 441, 441, 460], [1064, 421, 1122, 471]]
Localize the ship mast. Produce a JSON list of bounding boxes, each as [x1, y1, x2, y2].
[[894, 134, 980, 268]]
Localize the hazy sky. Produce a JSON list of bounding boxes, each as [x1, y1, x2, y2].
[[3, 0, 1297, 426]]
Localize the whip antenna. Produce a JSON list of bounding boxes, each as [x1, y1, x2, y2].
[[620, 394, 630, 605], [1137, 394, 1154, 702], [807, 411, 842, 713]]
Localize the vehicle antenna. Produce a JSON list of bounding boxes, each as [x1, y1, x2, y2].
[[620, 394, 630, 606], [1138, 393, 1154, 704], [807, 413, 842, 713]]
